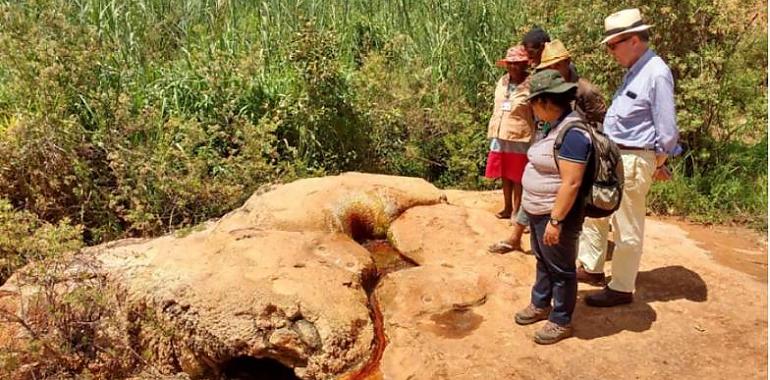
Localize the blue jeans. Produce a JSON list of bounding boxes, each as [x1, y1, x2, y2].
[[527, 211, 585, 326]]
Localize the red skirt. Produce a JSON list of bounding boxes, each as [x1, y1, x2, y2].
[[485, 151, 528, 183]]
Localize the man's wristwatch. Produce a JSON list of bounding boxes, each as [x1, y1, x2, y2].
[[548, 217, 562, 227]]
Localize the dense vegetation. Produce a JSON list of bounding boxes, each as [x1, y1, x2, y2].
[[0, 0, 766, 279]]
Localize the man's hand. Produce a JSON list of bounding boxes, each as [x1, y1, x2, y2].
[[653, 165, 672, 182]]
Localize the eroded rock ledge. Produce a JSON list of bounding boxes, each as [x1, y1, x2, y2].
[[1, 172, 459, 379]]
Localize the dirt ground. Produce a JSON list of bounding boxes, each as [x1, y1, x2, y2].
[[659, 216, 768, 283], [403, 190, 769, 380]]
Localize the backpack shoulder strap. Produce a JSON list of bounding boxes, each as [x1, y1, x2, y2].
[[553, 121, 593, 171]]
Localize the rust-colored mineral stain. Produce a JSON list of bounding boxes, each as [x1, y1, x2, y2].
[[361, 240, 417, 274], [344, 292, 386, 380], [342, 240, 416, 380], [428, 309, 484, 339]]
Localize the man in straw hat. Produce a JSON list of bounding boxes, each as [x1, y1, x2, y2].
[[535, 39, 606, 124], [578, 8, 680, 307]]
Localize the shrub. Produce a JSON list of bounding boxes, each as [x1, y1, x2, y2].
[[0, 198, 83, 284], [269, 20, 373, 174], [0, 253, 147, 379]]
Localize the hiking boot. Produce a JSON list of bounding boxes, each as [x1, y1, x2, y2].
[[577, 266, 606, 287], [515, 304, 551, 325], [585, 286, 633, 307], [534, 321, 573, 345]]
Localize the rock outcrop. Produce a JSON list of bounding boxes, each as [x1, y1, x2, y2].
[[1, 173, 767, 380], [0, 173, 448, 379]]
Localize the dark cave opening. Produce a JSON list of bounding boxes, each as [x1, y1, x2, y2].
[[221, 356, 300, 380]]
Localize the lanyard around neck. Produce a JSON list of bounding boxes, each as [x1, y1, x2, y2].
[[505, 82, 517, 99], [540, 110, 571, 136]]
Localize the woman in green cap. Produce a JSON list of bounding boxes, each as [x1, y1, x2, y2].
[[513, 69, 593, 345]]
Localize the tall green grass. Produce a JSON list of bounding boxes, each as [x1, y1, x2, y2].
[[0, 0, 765, 245]]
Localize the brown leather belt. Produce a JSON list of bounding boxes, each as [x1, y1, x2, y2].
[[617, 144, 654, 151]]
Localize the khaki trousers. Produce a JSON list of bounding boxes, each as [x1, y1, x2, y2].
[[577, 150, 656, 293]]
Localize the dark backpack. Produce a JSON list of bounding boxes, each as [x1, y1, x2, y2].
[[553, 120, 624, 218]]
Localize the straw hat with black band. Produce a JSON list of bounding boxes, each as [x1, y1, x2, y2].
[[600, 8, 653, 44]]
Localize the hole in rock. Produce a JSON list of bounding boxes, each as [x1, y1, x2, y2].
[[347, 213, 375, 242], [221, 356, 300, 380]]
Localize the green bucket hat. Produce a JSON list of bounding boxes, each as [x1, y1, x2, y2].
[[526, 69, 577, 100]]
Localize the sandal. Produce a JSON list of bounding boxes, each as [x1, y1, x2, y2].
[[495, 210, 512, 219], [488, 240, 520, 254]]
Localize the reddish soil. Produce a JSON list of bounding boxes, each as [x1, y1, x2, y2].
[[657, 216, 768, 283]]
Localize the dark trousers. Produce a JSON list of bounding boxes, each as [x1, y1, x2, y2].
[[527, 212, 584, 326]]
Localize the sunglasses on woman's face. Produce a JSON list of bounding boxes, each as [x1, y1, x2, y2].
[[606, 35, 633, 50]]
